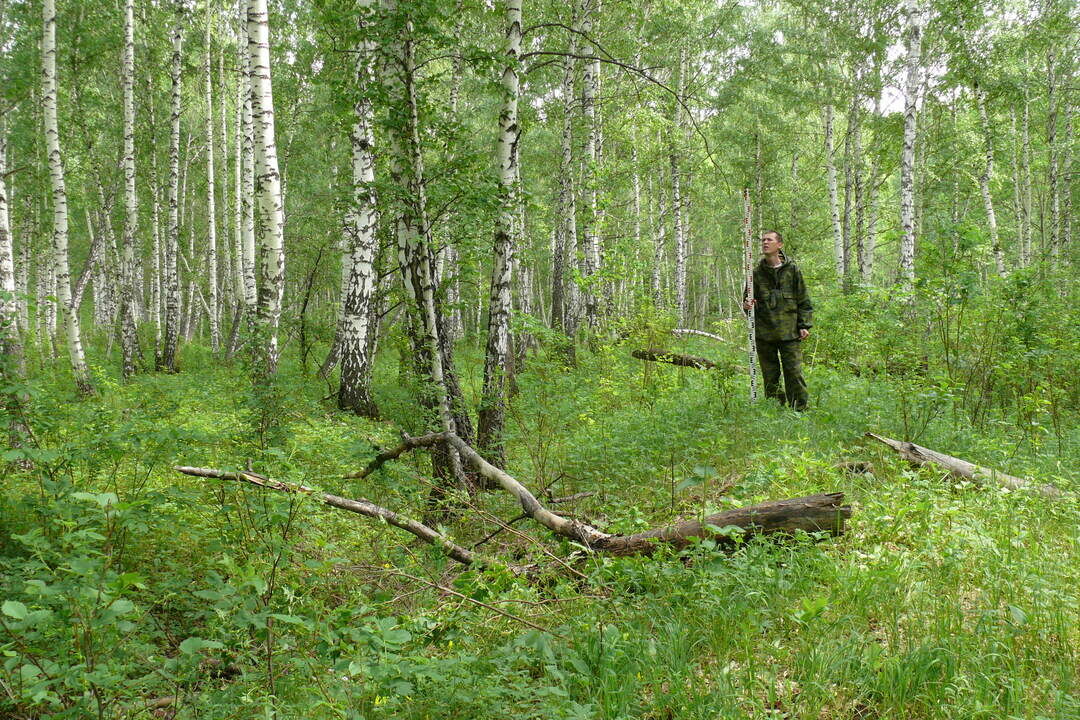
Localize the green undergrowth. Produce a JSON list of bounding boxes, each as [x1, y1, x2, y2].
[[1, 336, 1077, 719]]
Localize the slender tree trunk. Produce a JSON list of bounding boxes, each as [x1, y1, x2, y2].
[[824, 103, 843, 284], [118, 0, 141, 377], [0, 119, 29, 448], [977, 89, 1005, 277], [851, 96, 865, 287], [239, 0, 257, 315], [43, 0, 93, 394], [204, 8, 220, 351], [1021, 89, 1033, 266], [580, 0, 601, 332], [478, 0, 521, 467], [248, 0, 286, 376], [1046, 49, 1059, 260], [337, 0, 380, 418], [552, 2, 579, 339], [864, 94, 881, 285], [898, 0, 924, 294], [652, 174, 665, 307], [383, 2, 468, 487], [160, 7, 183, 372], [671, 51, 687, 322]]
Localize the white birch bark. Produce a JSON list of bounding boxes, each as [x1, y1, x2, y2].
[[671, 51, 688, 323], [977, 90, 1005, 277], [238, 0, 256, 311], [161, 9, 183, 372], [382, 1, 469, 485], [204, 9, 220, 351], [337, 0, 380, 417], [1020, 90, 1033, 267], [478, 0, 521, 466], [1046, 49, 1059, 260], [652, 175, 665, 307], [898, 0, 924, 294], [852, 98, 865, 286], [147, 79, 163, 357], [864, 93, 881, 285], [824, 104, 844, 284], [119, 0, 140, 377], [551, 2, 578, 336], [247, 0, 286, 375], [580, 0, 601, 331], [43, 0, 92, 394], [0, 123, 16, 352]]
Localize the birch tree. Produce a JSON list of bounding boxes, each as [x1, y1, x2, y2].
[[247, 0, 286, 376], [477, 0, 521, 467], [204, 5, 220, 352], [976, 89, 1005, 277], [160, 7, 183, 372], [119, 0, 140, 377], [898, 0, 924, 294], [43, 0, 92, 394], [580, 0, 601, 331], [337, 0, 380, 418], [824, 103, 844, 284], [551, 1, 579, 339]]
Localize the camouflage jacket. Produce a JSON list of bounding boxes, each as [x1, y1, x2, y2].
[[748, 255, 813, 343]]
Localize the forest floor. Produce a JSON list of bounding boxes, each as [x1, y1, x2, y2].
[[2, 330, 1078, 719]]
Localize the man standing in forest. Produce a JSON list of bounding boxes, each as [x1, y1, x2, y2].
[[742, 230, 813, 410]]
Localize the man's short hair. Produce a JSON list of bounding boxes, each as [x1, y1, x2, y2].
[[762, 229, 783, 243]]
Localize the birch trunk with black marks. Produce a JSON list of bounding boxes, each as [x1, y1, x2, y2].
[[43, 0, 92, 394], [147, 79, 163, 361], [478, 0, 521, 468], [383, 1, 468, 487], [863, 92, 881, 285], [851, 97, 865, 288], [977, 90, 1005, 277], [824, 104, 843, 285], [1046, 50, 1059, 260], [247, 0, 286, 376], [551, 3, 578, 337], [204, 10, 220, 352], [898, 0, 923, 294], [118, 0, 141, 377], [238, 0, 257, 321], [1020, 90, 1033, 267], [160, 9, 183, 372], [652, 175, 665, 307], [337, 0, 380, 418], [671, 51, 687, 322], [580, 0, 600, 332]]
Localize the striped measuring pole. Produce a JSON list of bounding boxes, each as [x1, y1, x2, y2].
[[743, 189, 758, 401]]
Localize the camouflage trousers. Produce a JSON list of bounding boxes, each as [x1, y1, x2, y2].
[[755, 338, 809, 410]]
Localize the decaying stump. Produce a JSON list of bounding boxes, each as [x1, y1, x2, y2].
[[866, 433, 1062, 499], [632, 348, 719, 370]]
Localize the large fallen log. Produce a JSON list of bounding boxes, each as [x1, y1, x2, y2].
[[866, 433, 1062, 499], [632, 348, 719, 370], [357, 432, 852, 556]]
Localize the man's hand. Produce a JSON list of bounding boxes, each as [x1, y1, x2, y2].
[[742, 298, 756, 311], [798, 328, 810, 340]]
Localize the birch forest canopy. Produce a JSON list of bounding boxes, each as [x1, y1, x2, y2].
[[0, 0, 1078, 717]]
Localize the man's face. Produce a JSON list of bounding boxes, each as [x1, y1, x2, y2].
[[761, 234, 782, 255]]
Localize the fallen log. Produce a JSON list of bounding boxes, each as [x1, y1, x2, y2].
[[358, 432, 852, 556], [632, 348, 719, 370], [865, 433, 1062, 499]]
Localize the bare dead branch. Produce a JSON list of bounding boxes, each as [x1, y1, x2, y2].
[[866, 433, 1062, 499]]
